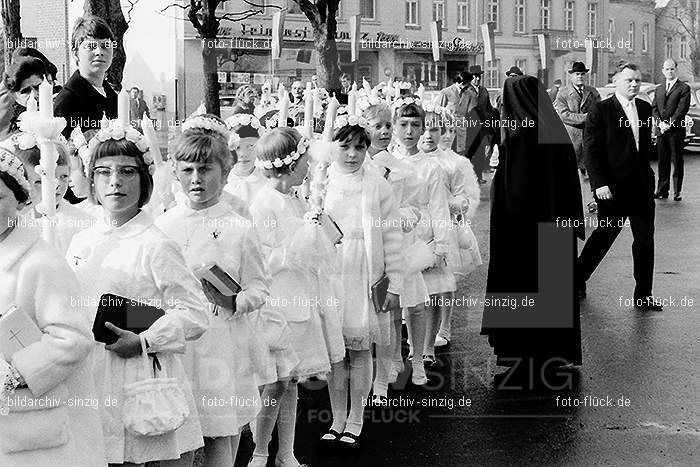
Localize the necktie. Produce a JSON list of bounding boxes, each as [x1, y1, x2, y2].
[[626, 100, 639, 151], [666, 82, 672, 94]]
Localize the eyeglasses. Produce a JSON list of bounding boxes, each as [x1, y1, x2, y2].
[[93, 166, 140, 180]]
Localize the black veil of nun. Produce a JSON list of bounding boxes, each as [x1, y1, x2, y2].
[[481, 75, 585, 370]]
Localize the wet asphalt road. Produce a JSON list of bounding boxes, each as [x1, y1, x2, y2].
[[231, 155, 700, 467]]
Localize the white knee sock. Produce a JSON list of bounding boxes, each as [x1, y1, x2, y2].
[[327, 360, 349, 433], [276, 383, 300, 465], [345, 349, 373, 436], [405, 304, 426, 358], [253, 381, 287, 457]]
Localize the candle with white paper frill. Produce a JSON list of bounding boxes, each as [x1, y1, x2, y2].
[[322, 95, 339, 141], [39, 79, 53, 118], [304, 82, 314, 138], [117, 89, 129, 126], [101, 112, 109, 130], [27, 91, 38, 112], [348, 82, 357, 116], [278, 94, 290, 127], [385, 78, 394, 104], [278, 83, 286, 101]]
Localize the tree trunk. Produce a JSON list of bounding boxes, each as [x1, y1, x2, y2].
[[293, 0, 342, 92], [314, 22, 341, 91], [83, 0, 128, 89], [1, 0, 22, 71], [202, 36, 220, 116]]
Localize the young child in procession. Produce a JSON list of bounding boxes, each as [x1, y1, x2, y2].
[[391, 97, 453, 366], [68, 127, 104, 217], [362, 102, 430, 398], [321, 121, 404, 448], [3, 130, 95, 254], [0, 148, 107, 466], [249, 126, 344, 467], [223, 113, 267, 205], [65, 119, 209, 466], [420, 107, 483, 349], [432, 114, 483, 347], [154, 115, 270, 467]]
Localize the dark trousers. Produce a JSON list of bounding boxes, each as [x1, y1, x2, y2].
[[577, 195, 655, 299], [656, 130, 684, 195]]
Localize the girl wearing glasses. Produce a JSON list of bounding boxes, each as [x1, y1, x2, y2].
[[65, 123, 209, 466]]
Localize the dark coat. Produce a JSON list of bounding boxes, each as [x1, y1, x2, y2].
[[54, 70, 118, 138], [583, 95, 656, 210], [651, 80, 690, 134]]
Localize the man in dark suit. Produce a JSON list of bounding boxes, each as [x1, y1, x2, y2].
[[577, 64, 662, 311], [652, 58, 690, 201], [467, 65, 494, 184]]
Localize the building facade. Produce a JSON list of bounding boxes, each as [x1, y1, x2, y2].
[[607, 0, 656, 83], [655, 0, 696, 83]]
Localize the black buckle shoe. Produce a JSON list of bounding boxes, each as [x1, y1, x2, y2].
[[653, 192, 668, 199], [674, 195, 682, 201]]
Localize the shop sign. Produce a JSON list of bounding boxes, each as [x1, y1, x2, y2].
[[231, 72, 251, 84], [217, 71, 227, 83], [253, 73, 273, 85]]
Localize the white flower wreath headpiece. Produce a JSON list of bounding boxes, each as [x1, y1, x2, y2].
[[422, 102, 447, 115], [398, 81, 413, 90], [264, 114, 280, 130], [0, 148, 30, 194], [86, 120, 153, 172], [254, 136, 310, 171], [334, 112, 369, 129], [225, 114, 262, 150], [225, 113, 262, 131], [182, 115, 230, 140], [392, 96, 422, 109]]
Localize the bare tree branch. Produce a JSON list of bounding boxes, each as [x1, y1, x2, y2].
[[219, 8, 265, 23], [243, 0, 282, 9], [293, 0, 320, 30], [161, 3, 190, 13], [125, 0, 140, 24]]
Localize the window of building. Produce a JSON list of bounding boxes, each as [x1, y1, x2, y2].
[[541, 0, 550, 30], [458, 0, 471, 29], [406, 0, 419, 26], [514, 0, 526, 33], [587, 3, 597, 36], [514, 58, 526, 74], [360, 0, 375, 19], [681, 36, 688, 59], [642, 23, 648, 52], [565, 1, 575, 32], [608, 19, 614, 43], [627, 22, 635, 51], [487, 0, 500, 32], [433, 0, 446, 25], [486, 59, 501, 88], [666, 36, 673, 58]]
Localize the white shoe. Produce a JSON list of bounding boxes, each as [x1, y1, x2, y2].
[[434, 333, 450, 347], [411, 362, 427, 385]]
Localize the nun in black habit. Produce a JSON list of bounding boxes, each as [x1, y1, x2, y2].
[[481, 75, 585, 377]]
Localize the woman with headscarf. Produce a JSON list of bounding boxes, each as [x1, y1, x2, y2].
[[0, 56, 47, 140], [481, 75, 585, 386]]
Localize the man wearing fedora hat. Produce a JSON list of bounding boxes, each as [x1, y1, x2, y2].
[[554, 61, 601, 213], [505, 66, 523, 77], [467, 64, 494, 184]]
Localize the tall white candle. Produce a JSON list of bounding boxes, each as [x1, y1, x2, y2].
[[304, 82, 314, 137], [322, 95, 340, 141], [348, 82, 357, 116], [278, 94, 290, 127], [38, 79, 53, 119], [101, 112, 110, 130], [117, 89, 129, 126]]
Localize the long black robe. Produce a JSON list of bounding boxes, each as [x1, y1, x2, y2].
[[481, 75, 585, 366]]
